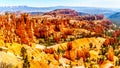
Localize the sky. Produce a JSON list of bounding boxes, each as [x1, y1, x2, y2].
[[0, 0, 120, 8]]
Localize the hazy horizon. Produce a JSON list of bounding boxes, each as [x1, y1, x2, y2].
[[0, 0, 120, 8]]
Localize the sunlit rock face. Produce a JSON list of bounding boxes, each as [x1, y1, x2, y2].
[[44, 9, 79, 17]]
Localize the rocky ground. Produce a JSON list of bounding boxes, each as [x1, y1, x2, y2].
[[0, 9, 119, 68]]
